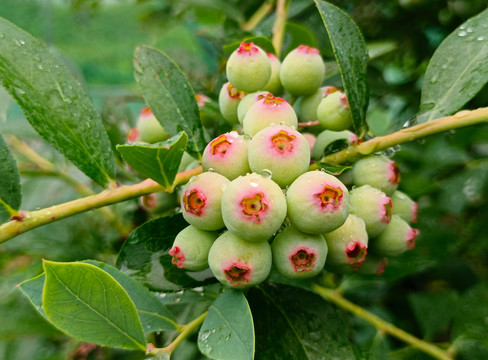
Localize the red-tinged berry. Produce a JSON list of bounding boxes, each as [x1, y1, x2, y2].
[[237, 91, 271, 125], [208, 231, 272, 288], [248, 125, 310, 187], [271, 225, 328, 279], [202, 131, 251, 180], [316, 91, 353, 131], [136, 106, 171, 144], [140, 191, 177, 214], [280, 45, 325, 96], [263, 52, 283, 94], [169, 225, 218, 271], [221, 173, 287, 242], [391, 190, 418, 223], [372, 215, 420, 256], [218, 82, 246, 125], [286, 171, 349, 234], [181, 171, 229, 230], [352, 155, 400, 196], [356, 255, 389, 275], [226, 42, 271, 92], [299, 86, 339, 123]]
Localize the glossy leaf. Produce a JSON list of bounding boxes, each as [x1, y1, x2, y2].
[[198, 290, 254, 360], [17, 273, 47, 319], [0, 134, 21, 223], [223, 36, 276, 56], [248, 283, 358, 359], [314, 1, 369, 137], [42, 261, 147, 351], [117, 131, 188, 189], [315, 163, 352, 176], [134, 46, 205, 159], [419, 8, 488, 122], [0, 17, 115, 186], [116, 214, 216, 292]]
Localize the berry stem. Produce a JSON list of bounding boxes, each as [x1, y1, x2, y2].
[[146, 311, 207, 357], [314, 107, 488, 166], [241, 0, 274, 32], [272, 0, 288, 57], [312, 284, 453, 360]]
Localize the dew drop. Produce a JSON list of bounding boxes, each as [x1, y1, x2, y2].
[[243, 134, 252, 141], [37, 64, 43, 70], [207, 167, 215, 172], [441, 64, 448, 70], [0, 33, 5, 39], [477, 36, 485, 41], [458, 30, 467, 37], [466, 27, 473, 33], [260, 169, 272, 179], [430, 72, 439, 84]]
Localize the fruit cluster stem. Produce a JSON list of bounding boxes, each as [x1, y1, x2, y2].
[[312, 284, 452, 360]]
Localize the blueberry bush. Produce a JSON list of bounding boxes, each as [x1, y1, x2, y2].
[[1, 1, 488, 359]]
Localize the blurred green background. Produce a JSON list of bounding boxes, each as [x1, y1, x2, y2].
[[0, 0, 487, 359]]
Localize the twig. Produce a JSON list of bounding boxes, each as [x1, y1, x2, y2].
[[272, 0, 288, 57], [241, 1, 274, 32]]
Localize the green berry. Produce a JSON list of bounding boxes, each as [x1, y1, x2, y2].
[[208, 231, 272, 288], [262, 52, 283, 95], [221, 173, 287, 242], [356, 255, 388, 275], [271, 225, 328, 279], [280, 45, 325, 96], [299, 86, 339, 123], [218, 82, 246, 125], [140, 191, 177, 214], [181, 171, 229, 231], [286, 171, 349, 234], [312, 129, 359, 161], [169, 225, 218, 271], [136, 106, 171, 144], [202, 131, 251, 180], [323, 214, 369, 270], [349, 185, 392, 237], [352, 155, 400, 196], [237, 91, 271, 125], [242, 95, 298, 136], [391, 190, 417, 223], [316, 91, 353, 131], [248, 125, 310, 187], [372, 215, 419, 256], [226, 42, 271, 92]]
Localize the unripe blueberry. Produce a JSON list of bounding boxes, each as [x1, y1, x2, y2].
[[286, 171, 349, 234], [356, 255, 388, 275], [280, 45, 325, 96], [208, 231, 272, 288], [271, 225, 328, 279], [301, 133, 316, 154], [202, 131, 251, 180], [391, 190, 418, 223], [317, 91, 353, 131], [180, 171, 230, 231], [140, 191, 177, 214], [299, 86, 339, 123], [237, 91, 270, 124], [248, 125, 310, 187], [372, 215, 419, 256], [262, 53, 283, 95], [196, 93, 217, 128], [352, 155, 400, 196], [218, 82, 246, 125], [242, 95, 298, 136], [349, 185, 392, 238], [226, 42, 271, 93], [178, 152, 197, 173], [136, 106, 171, 144], [221, 173, 287, 242], [312, 129, 360, 161], [323, 214, 368, 270], [169, 225, 218, 271]]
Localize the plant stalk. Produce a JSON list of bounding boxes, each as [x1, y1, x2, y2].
[[312, 285, 452, 360], [272, 0, 288, 57], [241, 1, 274, 32]]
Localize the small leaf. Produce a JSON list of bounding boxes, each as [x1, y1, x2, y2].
[[419, 8, 488, 122], [314, 1, 369, 137], [283, 22, 318, 55], [134, 46, 205, 159], [17, 273, 47, 319], [223, 36, 276, 56], [117, 132, 188, 189], [0, 17, 115, 186], [315, 162, 352, 176], [116, 214, 216, 291], [42, 261, 146, 351], [0, 134, 21, 223], [198, 289, 254, 360]]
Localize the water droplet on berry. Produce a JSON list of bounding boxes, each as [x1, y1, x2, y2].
[[260, 169, 273, 179]]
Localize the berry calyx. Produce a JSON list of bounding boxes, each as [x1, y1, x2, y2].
[[218, 82, 246, 125]]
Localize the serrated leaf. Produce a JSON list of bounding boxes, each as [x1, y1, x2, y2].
[[223, 36, 276, 56], [0, 17, 115, 186], [134, 46, 205, 159], [117, 131, 188, 189], [314, 1, 369, 137], [116, 214, 216, 292], [42, 261, 147, 351], [419, 8, 488, 122], [0, 134, 21, 223], [198, 290, 254, 360], [247, 283, 358, 360]]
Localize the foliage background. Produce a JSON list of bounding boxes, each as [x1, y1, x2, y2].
[[0, 0, 487, 359]]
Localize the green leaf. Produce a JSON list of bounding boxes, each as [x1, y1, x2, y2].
[[223, 36, 276, 56], [0, 134, 21, 223], [315, 163, 352, 176], [283, 22, 318, 55], [419, 8, 488, 122], [134, 46, 205, 159], [17, 273, 48, 319], [247, 283, 358, 359], [0, 17, 115, 187], [116, 214, 216, 291], [117, 132, 188, 189], [198, 290, 254, 360], [42, 261, 147, 351], [314, 1, 369, 137]]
